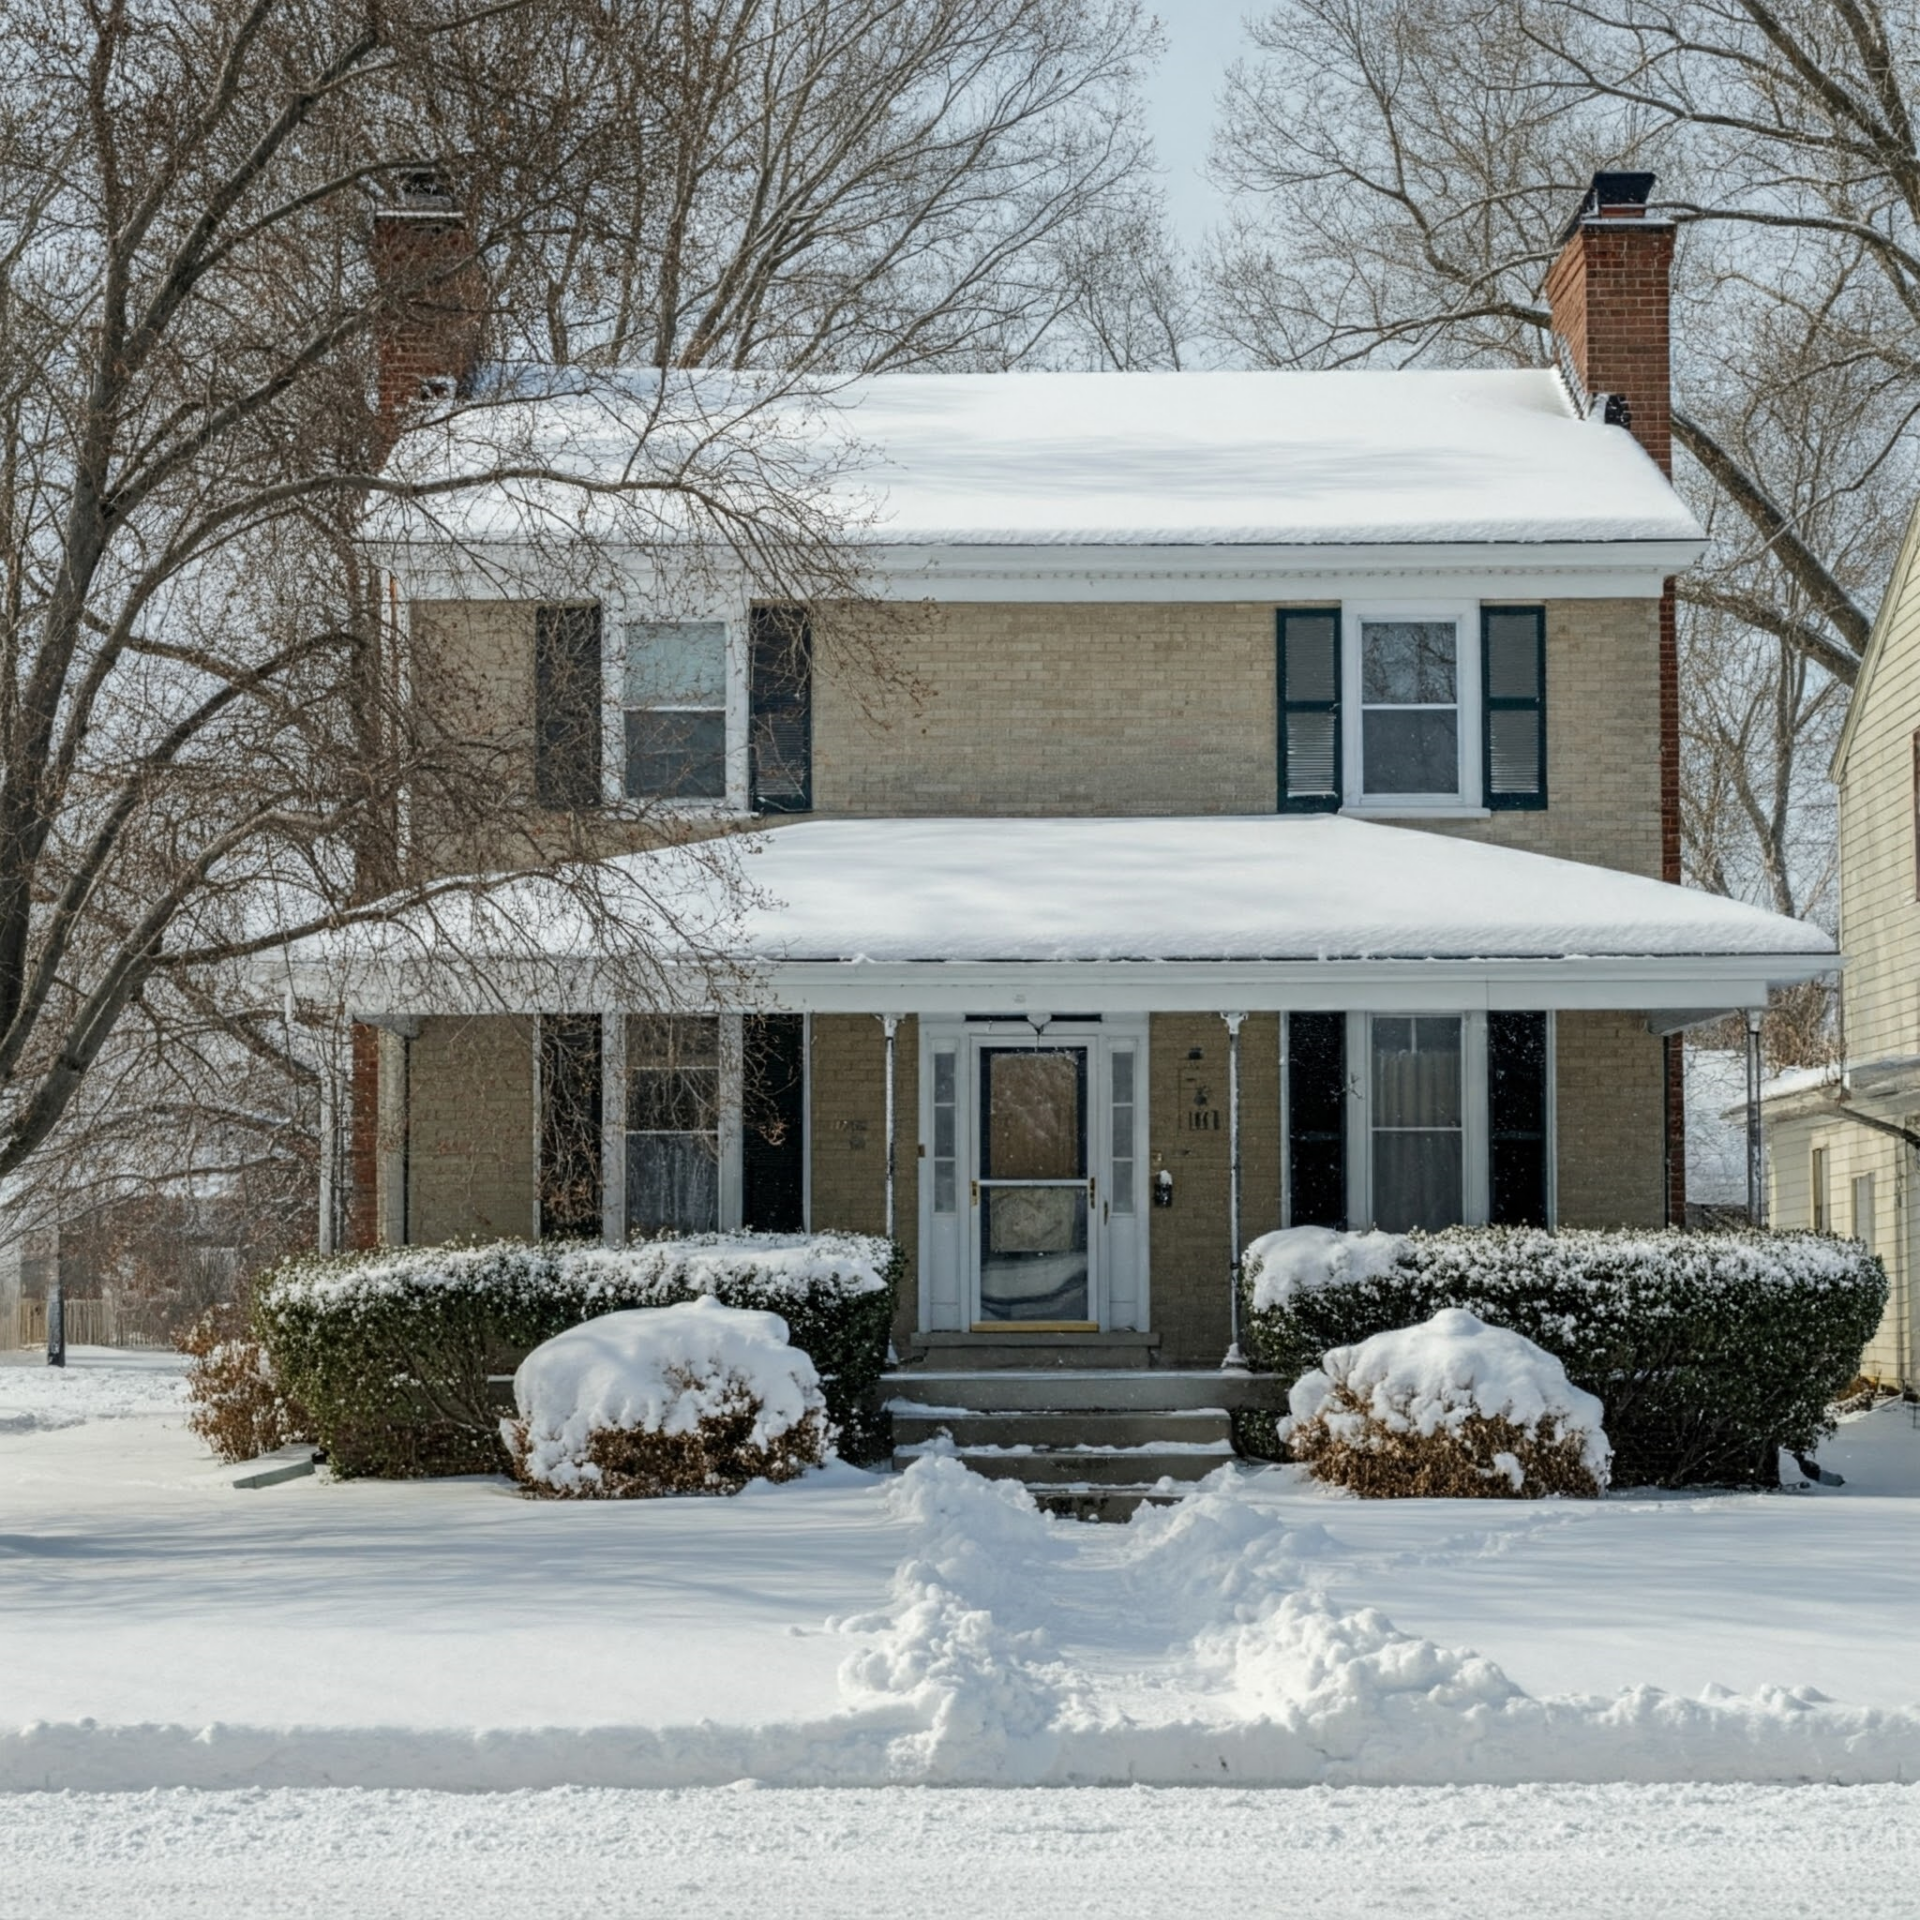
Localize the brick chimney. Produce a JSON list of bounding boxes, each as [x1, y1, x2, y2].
[[1543, 171, 1672, 476], [371, 169, 486, 440], [1546, 170, 1687, 1222]]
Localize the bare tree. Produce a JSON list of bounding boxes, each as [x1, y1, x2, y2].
[[0, 0, 876, 1223], [487, 0, 1167, 373]]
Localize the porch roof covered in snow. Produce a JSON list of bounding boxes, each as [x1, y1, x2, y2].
[[293, 817, 1836, 1021]]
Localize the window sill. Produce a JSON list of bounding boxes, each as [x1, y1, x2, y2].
[[1343, 804, 1493, 821]]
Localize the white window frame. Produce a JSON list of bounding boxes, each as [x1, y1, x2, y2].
[[601, 594, 751, 816], [1345, 1010, 1490, 1231], [1341, 601, 1485, 816], [603, 1010, 745, 1239]]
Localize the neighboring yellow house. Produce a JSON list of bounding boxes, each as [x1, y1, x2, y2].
[[1765, 509, 1920, 1390]]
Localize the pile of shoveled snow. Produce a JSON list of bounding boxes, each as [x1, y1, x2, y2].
[[508, 1298, 828, 1491], [0, 1349, 186, 1433], [833, 1459, 1920, 1785], [1284, 1308, 1612, 1490]]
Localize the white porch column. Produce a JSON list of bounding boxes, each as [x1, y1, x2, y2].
[[1221, 1011, 1249, 1373], [1746, 1008, 1766, 1227], [880, 1014, 900, 1243]]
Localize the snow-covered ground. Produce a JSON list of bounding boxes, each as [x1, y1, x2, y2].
[[0, 1345, 187, 1431], [5, 1782, 1916, 1920], [3, 1353, 1919, 1795]]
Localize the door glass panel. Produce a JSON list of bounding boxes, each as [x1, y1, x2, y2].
[[980, 1189, 1089, 1321], [932, 1049, 958, 1214], [1370, 1015, 1463, 1231], [1110, 1048, 1136, 1215], [983, 1050, 1085, 1180], [978, 1047, 1089, 1323]]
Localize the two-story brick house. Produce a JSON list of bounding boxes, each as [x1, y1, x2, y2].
[[305, 173, 1832, 1378]]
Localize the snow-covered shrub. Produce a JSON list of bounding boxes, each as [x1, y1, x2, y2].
[[502, 1298, 831, 1497], [1239, 1225, 1886, 1487], [177, 1304, 312, 1464], [1282, 1308, 1610, 1499], [253, 1232, 897, 1478]]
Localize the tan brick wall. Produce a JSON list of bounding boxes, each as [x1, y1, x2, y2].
[[811, 596, 1662, 875], [1147, 1014, 1282, 1367], [814, 602, 1278, 816], [1431, 600, 1664, 877], [807, 1015, 918, 1349], [408, 594, 1663, 878], [405, 1015, 537, 1243], [1553, 1010, 1666, 1226]]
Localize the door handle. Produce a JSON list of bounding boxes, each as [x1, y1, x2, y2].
[[969, 1179, 978, 1207]]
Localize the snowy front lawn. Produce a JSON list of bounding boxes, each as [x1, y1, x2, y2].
[[1, 1352, 1917, 1790]]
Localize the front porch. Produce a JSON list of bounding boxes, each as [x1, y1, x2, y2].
[[301, 816, 1835, 1373]]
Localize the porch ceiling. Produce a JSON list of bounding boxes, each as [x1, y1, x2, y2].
[[288, 816, 1834, 1019]]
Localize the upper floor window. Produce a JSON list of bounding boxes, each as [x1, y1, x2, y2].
[[1276, 604, 1547, 814], [623, 620, 728, 800], [1359, 619, 1460, 798]]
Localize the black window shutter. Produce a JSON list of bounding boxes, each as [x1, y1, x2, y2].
[[1488, 1011, 1549, 1226], [1482, 608, 1547, 810], [743, 1014, 807, 1230], [1287, 1012, 1347, 1227], [535, 604, 604, 810], [1276, 609, 1342, 812], [539, 1015, 603, 1238], [749, 605, 812, 813]]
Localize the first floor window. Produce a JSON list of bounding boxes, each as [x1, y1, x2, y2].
[[1852, 1171, 1876, 1250], [627, 1014, 720, 1232], [1811, 1145, 1830, 1232], [1369, 1015, 1464, 1230], [624, 620, 728, 800]]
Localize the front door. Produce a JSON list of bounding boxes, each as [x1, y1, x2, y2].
[[976, 1045, 1092, 1328], [917, 1020, 1147, 1334]]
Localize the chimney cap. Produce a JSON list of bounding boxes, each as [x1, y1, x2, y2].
[[1561, 170, 1657, 240], [393, 166, 457, 213]]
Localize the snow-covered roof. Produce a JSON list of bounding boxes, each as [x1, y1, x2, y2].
[[296, 817, 1833, 1016], [826, 369, 1702, 548], [381, 367, 1705, 554]]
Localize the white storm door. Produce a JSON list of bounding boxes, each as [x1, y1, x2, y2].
[[972, 1040, 1095, 1329]]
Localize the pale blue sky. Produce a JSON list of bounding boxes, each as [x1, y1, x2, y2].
[[1141, 2, 1264, 246]]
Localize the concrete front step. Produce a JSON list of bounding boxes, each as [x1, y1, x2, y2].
[[882, 1368, 1285, 1413], [908, 1331, 1161, 1371], [892, 1408, 1232, 1451], [894, 1444, 1232, 1487], [1035, 1486, 1186, 1522]]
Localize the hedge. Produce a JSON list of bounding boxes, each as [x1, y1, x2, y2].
[[253, 1232, 901, 1477], [1238, 1226, 1886, 1487]]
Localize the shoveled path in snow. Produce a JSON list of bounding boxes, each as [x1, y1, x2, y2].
[[2, 1783, 1913, 1920]]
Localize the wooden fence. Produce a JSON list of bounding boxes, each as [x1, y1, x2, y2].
[[4, 1298, 172, 1351]]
